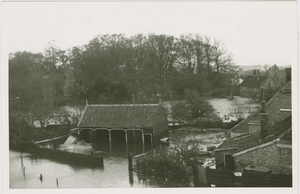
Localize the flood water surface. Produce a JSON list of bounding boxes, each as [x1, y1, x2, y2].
[[10, 130, 225, 189], [9, 150, 146, 189]]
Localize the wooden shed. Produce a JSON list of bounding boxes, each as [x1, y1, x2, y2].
[[76, 104, 168, 153]]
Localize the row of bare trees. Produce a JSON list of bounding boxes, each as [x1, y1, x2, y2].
[[9, 33, 237, 131], [41, 33, 236, 99]]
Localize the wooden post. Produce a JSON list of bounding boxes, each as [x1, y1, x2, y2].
[[125, 130, 128, 153], [56, 178, 59, 187], [198, 166, 208, 186], [128, 153, 134, 185], [193, 166, 199, 187], [23, 167, 25, 176], [150, 134, 153, 150], [142, 132, 145, 153], [109, 130, 112, 153], [136, 158, 141, 182], [21, 156, 23, 167]]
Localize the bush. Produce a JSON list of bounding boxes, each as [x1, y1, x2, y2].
[[171, 89, 218, 122], [135, 157, 192, 187]]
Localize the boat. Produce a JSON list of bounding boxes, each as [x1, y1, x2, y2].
[[20, 135, 104, 167]]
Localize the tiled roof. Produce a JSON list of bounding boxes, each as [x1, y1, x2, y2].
[[240, 75, 267, 88], [267, 64, 280, 77], [215, 134, 260, 153], [217, 82, 292, 153], [280, 127, 292, 142], [229, 82, 291, 135], [78, 104, 167, 129], [281, 81, 291, 93], [216, 114, 291, 154]]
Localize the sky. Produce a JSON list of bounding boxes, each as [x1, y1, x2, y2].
[[1, 1, 297, 67]]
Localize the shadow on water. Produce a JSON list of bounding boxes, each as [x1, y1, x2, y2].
[[92, 141, 149, 157], [25, 152, 104, 171]]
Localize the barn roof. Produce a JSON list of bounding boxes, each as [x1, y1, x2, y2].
[[78, 104, 167, 129]]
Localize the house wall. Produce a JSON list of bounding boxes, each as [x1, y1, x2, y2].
[[215, 149, 235, 168], [260, 76, 278, 90], [234, 143, 292, 174], [64, 69, 75, 97], [239, 77, 278, 98]]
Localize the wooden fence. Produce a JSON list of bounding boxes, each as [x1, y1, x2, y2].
[[205, 168, 292, 187], [132, 146, 163, 166]]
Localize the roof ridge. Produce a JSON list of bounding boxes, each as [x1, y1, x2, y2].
[[77, 104, 88, 127]]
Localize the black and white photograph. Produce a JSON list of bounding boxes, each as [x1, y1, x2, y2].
[[1, 1, 298, 192]]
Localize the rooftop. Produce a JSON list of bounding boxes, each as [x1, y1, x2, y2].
[[229, 82, 291, 135], [78, 104, 167, 129], [215, 113, 291, 154], [216, 82, 292, 154], [240, 75, 267, 88]]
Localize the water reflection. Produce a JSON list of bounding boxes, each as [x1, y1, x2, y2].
[[26, 154, 104, 172], [10, 150, 145, 188]]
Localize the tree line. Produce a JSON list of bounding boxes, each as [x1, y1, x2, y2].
[[10, 33, 237, 106], [9, 33, 237, 143]]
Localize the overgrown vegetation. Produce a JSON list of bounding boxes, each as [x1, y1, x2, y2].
[[134, 132, 208, 187], [171, 89, 218, 122]]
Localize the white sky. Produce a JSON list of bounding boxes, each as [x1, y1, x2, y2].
[[1, 1, 297, 66]]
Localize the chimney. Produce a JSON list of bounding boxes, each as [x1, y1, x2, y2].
[[260, 88, 266, 110], [260, 99, 269, 139], [225, 131, 231, 139], [256, 70, 260, 80], [260, 102, 269, 139], [248, 120, 261, 135]]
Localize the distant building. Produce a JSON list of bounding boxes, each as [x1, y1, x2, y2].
[[215, 82, 292, 174], [63, 67, 75, 97], [266, 64, 290, 87], [74, 104, 168, 153], [239, 69, 277, 98]]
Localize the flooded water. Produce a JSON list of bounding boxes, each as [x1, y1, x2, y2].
[[208, 96, 259, 121], [10, 130, 224, 189], [9, 150, 146, 189]]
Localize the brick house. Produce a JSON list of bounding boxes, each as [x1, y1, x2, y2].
[[74, 104, 168, 153], [267, 64, 291, 87], [215, 82, 292, 175], [239, 69, 277, 98]]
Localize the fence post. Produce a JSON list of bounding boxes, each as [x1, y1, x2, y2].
[[198, 166, 208, 186], [128, 152, 134, 185], [193, 166, 200, 187]]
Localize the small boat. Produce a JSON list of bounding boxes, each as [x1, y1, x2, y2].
[[21, 135, 104, 167]]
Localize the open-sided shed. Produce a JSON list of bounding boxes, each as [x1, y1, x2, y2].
[[76, 104, 168, 153]]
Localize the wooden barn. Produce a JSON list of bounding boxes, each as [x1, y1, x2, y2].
[[74, 104, 168, 153]]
